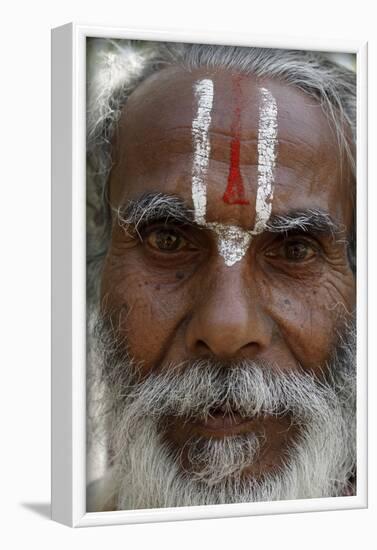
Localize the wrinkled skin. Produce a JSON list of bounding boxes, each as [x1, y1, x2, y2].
[[100, 67, 355, 477]]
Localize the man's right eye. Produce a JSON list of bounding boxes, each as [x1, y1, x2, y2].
[[145, 228, 189, 252]]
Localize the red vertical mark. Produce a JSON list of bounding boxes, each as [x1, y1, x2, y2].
[[222, 76, 250, 205]]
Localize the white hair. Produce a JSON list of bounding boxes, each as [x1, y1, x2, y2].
[[86, 39, 357, 302]]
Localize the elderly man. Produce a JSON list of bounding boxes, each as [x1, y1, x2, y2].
[[86, 40, 356, 511]]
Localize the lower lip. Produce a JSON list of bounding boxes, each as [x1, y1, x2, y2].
[[190, 413, 258, 437]]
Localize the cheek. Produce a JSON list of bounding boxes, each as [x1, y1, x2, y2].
[[100, 255, 192, 371], [259, 271, 355, 369]]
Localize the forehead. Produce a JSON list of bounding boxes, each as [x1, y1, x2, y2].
[[109, 66, 352, 226]]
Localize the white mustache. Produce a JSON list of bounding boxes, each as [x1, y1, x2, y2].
[[121, 360, 342, 424]]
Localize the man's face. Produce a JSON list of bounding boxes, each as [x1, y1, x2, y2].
[[100, 67, 355, 488]]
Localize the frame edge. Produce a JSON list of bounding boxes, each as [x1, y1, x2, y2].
[[51, 22, 74, 527]]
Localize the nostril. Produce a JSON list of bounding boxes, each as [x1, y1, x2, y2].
[[240, 342, 261, 353], [196, 339, 211, 352], [191, 335, 266, 360]]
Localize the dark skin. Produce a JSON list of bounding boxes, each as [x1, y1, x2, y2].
[[101, 67, 355, 478]]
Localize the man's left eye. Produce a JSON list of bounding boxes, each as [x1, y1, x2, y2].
[[283, 240, 315, 261], [146, 228, 187, 252], [265, 238, 318, 262]]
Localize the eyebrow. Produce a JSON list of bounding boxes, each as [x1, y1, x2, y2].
[[115, 192, 340, 237], [266, 209, 341, 236], [114, 193, 195, 236]]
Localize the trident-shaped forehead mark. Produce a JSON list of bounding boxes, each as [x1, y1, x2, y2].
[[191, 80, 278, 266]]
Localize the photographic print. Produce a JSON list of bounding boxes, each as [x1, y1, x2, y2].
[[85, 37, 358, 513], [51, 24, 368, 527]]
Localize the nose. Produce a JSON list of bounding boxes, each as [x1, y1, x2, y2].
[[185, 262, 272, 360]]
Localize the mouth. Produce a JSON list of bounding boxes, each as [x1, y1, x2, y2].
[[163, 407, 298, 479], [189, 409, 260, 437]]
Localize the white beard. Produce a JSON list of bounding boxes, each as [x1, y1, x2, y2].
[[88, 312, 356, 510]]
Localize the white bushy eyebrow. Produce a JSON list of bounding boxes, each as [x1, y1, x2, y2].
[[266, 209, 340, 235], [114, 193, 195, 236]]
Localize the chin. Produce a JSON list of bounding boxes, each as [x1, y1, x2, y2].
[[111, 406, 355, 510]]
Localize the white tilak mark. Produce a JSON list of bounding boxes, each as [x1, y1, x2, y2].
[[191, 79, 214, 225], [253, 87, 278, 234], [190, 83, 277, 267], [209, 87, 278, 267], [207, 223, 253, 267]]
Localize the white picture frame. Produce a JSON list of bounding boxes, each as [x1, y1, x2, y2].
[[51, 22, 368, 528]]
